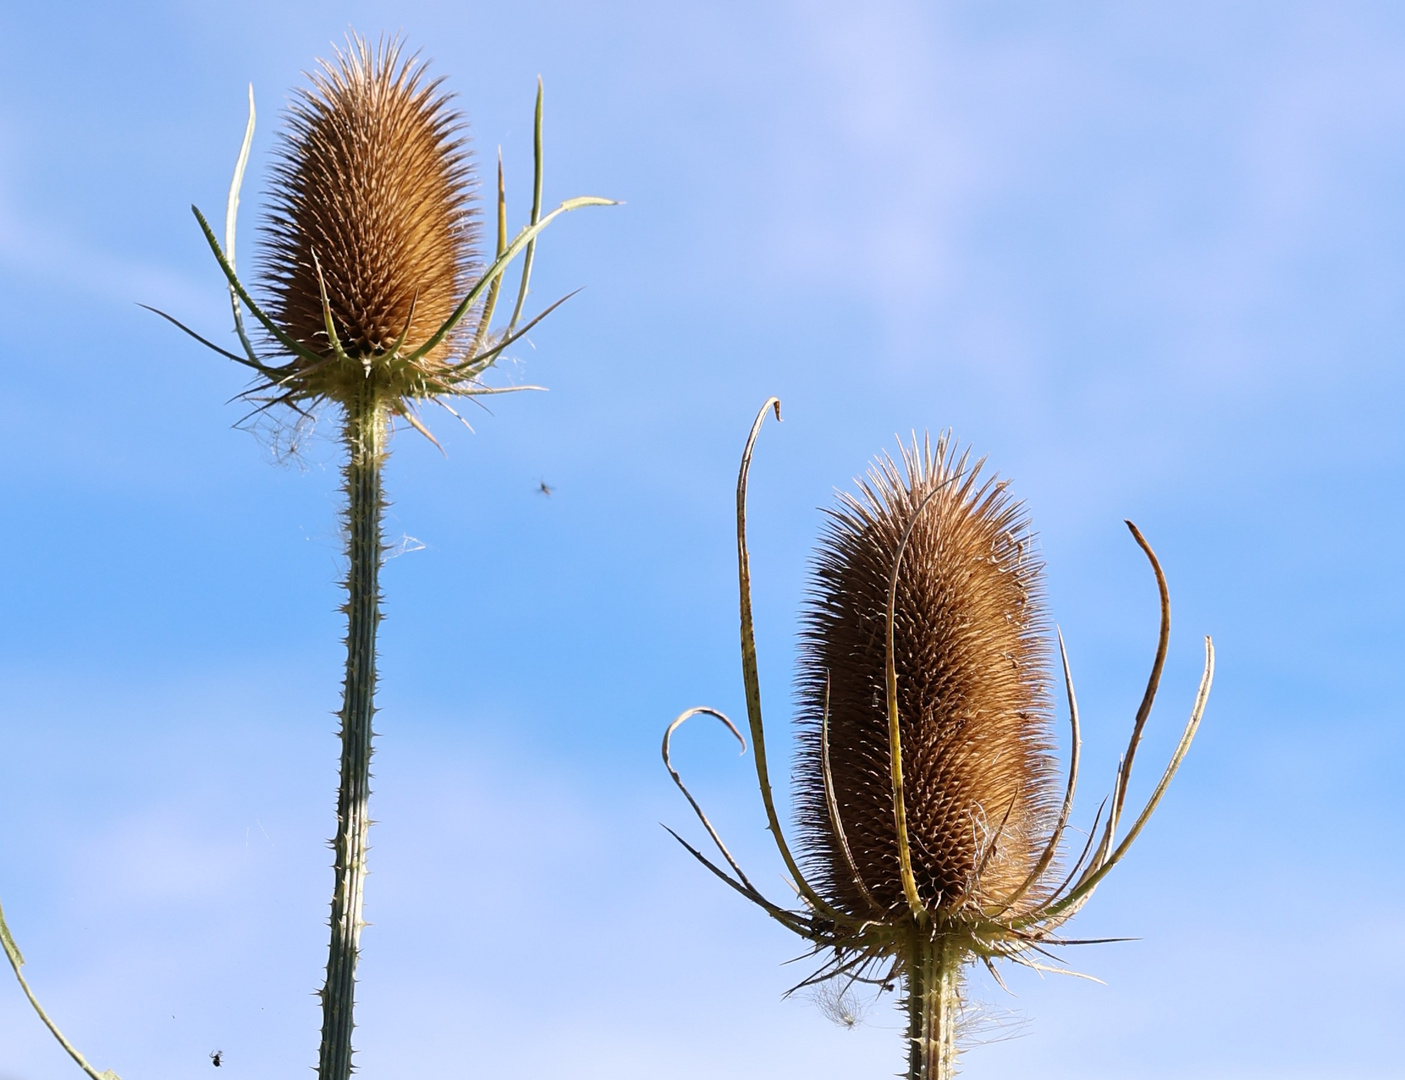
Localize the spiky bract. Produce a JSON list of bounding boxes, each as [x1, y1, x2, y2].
[[795, 435, 1058, 921], [260, 35, 477, 405]]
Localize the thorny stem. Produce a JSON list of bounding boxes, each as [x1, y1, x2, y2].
[[907, 934, 962, 1080], [318, 386, 387, 1080]]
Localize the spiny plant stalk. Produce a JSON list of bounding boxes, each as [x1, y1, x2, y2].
[[662, 399, 1214, 1080], [146, 33, 612, 1080], [319, 388, 386, 1080], [906, 935, 960, 1080]]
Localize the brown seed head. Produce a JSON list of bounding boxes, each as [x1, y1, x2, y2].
[[259, 34, 477, 404], [795, 434, 1058, 921]]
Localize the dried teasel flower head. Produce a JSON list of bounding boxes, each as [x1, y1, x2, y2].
[[258, 35, 477, 402], [662, 400, 1214, 1080], [152, 32, 613, 435], [142, 41, 613, 1080], [794, 433, 1059, 921]]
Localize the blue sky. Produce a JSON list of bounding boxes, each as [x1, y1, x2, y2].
[[1, 2, 1401, 1078]]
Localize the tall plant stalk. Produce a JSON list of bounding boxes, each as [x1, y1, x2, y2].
[[143, 33, 611, 1080], [319, 390, 387, 1080]]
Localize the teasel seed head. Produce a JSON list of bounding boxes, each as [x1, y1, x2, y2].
[[795, 434, 1058, 921], [259, 35, 477, 405], [153, 32, 612, 436], [662, 400, 1215, 1079]]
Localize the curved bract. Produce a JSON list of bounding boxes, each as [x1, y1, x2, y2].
[[661, 398, 1214, 1080], [0, 899, 119, 1080]]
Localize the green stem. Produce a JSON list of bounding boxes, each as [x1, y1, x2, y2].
[[318, 387, 387, 1080], [906, 934, 961, 1080], [0, 897, 119, 1080]]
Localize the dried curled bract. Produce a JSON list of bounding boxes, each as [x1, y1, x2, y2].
[[662, 399, 1214, 1080], [795, 436, 1058, 919]]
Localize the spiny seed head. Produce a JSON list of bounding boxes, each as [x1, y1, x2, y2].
[[259, 34, 477, 404], [794, 433, 1058, 921], [661, 403, 1211, 1078]]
